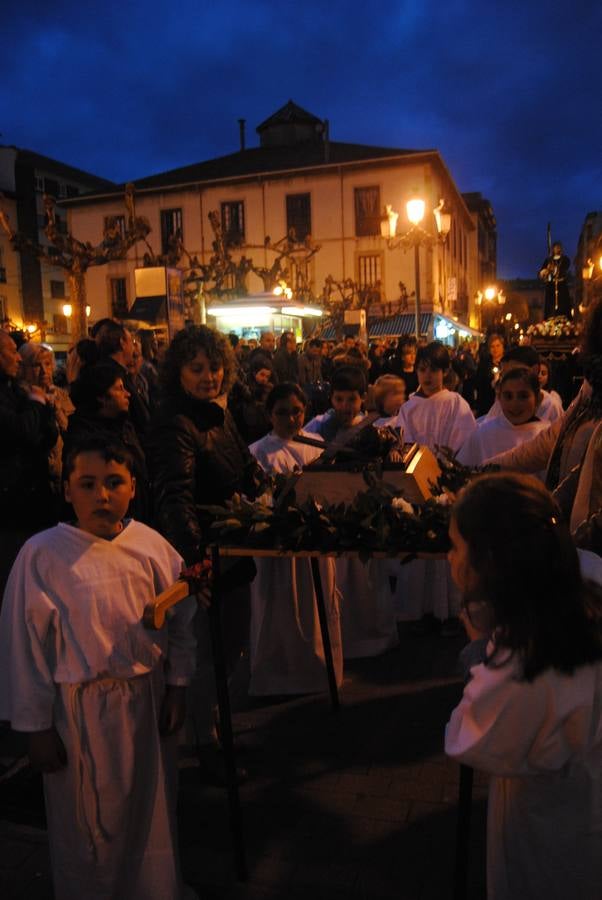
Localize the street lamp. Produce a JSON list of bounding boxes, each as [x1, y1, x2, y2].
[[475, 285, 505, 330], [381, 197, 451, 341]]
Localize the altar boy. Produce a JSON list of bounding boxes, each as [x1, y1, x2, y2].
[[0, 438, 196, 900]]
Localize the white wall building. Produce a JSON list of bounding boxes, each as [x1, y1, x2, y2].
[[62, 101, 494, 341]]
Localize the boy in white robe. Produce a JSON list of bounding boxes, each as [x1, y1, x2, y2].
[[306, 366, 399, 657], [248, 383, 343, 694], [458, 368, 550, 469], [0, 438, 196, 900], [391, 342, 476, 627]]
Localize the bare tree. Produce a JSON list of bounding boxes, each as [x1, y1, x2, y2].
[[0, 184, 151, 342]]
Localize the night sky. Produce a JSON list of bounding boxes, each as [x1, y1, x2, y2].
[[3, 1, 600, 278]]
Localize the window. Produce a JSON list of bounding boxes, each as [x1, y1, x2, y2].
[[354, 186, 381, 237], [50, 280, 65, 299], [104, 215, 126, 239], [34, 175, 44, 192], [220, 201, 245, 244], [286, 193, 311, 241], [0, 296, 7, 324], [53, 313, 69, 334], [54, 214, 68, 235], [110, 277, 129, 318], [357, 253, 382, 302], [43, 178, 59, 198], [65, 185, 80, 198], [160, 208, 183, 256]]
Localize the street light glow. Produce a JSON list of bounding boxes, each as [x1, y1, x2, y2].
[[62, 303, 73, 317], [406, 198, 425, 226], [484, 287, 496, 301]]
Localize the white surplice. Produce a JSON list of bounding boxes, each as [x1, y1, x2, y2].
[[248, 431, 343, 694], [0, 520, 197, 900], [394, 388, 476, 451], [392, 390, 476, 621], [446, 651, 602, 900], [457, 415, 550, 469], [482, 388, 563, 425]]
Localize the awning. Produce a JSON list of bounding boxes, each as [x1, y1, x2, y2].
[[127, 295, 166, 323], [319, 313, 432, 342], [434, 314, 482, 339]]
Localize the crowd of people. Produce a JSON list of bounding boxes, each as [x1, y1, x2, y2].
[[0, 305, 601, 899]]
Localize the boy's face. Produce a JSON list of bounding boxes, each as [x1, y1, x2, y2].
[[331, 389, 363, 426], [383, 387, 406, 416], [499, 378, 538, 426], [64, 452, 135, 539], [416, 361, 445, 397]]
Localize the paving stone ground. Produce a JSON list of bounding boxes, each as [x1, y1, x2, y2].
[[0, 629, 488, 899]]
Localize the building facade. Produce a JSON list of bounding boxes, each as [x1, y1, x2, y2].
[[0, 145, 114, 345], [63, 102, 495, 341], [575, 210, 602, 311]]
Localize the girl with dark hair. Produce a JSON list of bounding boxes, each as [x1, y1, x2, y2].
[[65, 363, 150, 521], [150, 325, 263, 782], [445, 472, 602, 900], [247, 382, 343, 695]]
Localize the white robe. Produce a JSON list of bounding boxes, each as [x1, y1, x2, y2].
[[482, 388, 563, 425], [285, 419, 399, 658], [0, 520, 197, 900], [248, 431, 343, 694], [394, 388, 476, 451], [458, 415, 550, 469], [445, 651, 602, 900], [392, 390, 476, 621]]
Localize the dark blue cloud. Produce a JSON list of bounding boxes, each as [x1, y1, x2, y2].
[[2, 0, 601, 277]]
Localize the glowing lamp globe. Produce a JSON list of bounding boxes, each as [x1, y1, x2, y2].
[[406, 198, 425, 226]]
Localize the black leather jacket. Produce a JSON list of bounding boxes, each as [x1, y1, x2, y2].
[[149, 390, 262, 564]]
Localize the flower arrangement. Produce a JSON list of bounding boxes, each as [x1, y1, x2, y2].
[[201, 451, 495, 560], [527, 316, 581, 339]]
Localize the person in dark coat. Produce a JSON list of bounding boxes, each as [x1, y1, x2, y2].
[[228, 354, 274, 444], [149, 325, 264, 784], [65, 363, 150, 523], [474, 332, 506, 417], [0, 330, 58, 594], [95, 320, 151, 442], [272, 331, 299, 384]]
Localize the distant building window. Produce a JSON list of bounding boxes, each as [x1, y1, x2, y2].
[[354, 186, 381, 237], [286, 193, 311, 241], [53, 313, 69, 334], [221, 201, 245, 244], [44, 178, 60, 198], [65, 185, 80, 198], [160, 208, 183, 256], [0, 296, 7, 324], [50, 280, 65, 299], [104, 215, 126, 239], [34, 175, 44, 192], [110, 277, 129, 318], [357, 253, 382, 303], [357, 253, 382, 288]]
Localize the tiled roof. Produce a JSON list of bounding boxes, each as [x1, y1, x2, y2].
[[256, 100, 323, 132]]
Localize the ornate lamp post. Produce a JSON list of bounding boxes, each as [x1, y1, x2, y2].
[[382, 198, 451, 341], [475, 285, 506, 330]]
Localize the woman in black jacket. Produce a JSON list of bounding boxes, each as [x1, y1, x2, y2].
[[149, 325, 263, 783]]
